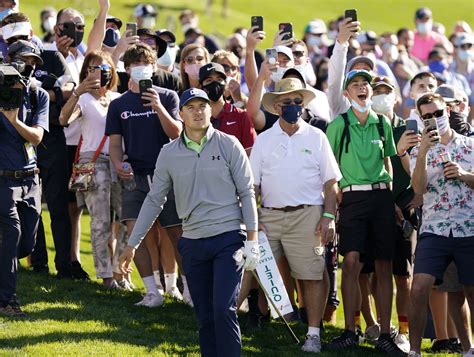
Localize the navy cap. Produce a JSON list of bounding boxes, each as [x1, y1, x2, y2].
[[199, 62, 226, 84], [8, 40, 44, 65], [179, 88, 210, 108], [415, 7, 432, 20], [344, 69, 373, 89]]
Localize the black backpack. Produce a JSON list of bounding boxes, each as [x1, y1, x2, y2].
[[338, 112, 385, 163]]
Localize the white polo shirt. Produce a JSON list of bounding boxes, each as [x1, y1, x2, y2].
[[250, 119, 342, 208]]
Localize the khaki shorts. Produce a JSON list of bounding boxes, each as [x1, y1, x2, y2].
[[259, 205, 325, 280]]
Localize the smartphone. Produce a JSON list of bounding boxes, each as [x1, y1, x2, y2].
[[61, 22, 78, 44], [344, 9, 358, 22], [266, 48, 278, 71], [423, 118, 440, 142], [279, 22, 293, 41], [126, 22, 137, 37], [405, 119, 418, 133], [251, 16, 263, 32], [139, 79, 153, 101]]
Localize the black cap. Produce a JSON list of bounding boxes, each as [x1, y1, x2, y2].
[[179, 88, 210, 108], [137, 28, 167, 58], [415, 7, 432, 20], [199, 62, 227, 84], [8, 40, 44, 65], [282, 68, 306, 88], [105, 15, 123, 30], [156, 29, 176, 44]]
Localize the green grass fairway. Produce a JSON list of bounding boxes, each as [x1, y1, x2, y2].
[[0, 211, 454, 356]]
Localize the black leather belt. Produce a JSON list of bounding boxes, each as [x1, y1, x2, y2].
[[262, 204, 309, 212], [0, 168, 40, 179]]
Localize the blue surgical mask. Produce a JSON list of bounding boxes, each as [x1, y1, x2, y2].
[[350, 97, 372, 113], [281, 104, 302, 124], [429, 60, 447, 73], [458, 49, 473, 62]]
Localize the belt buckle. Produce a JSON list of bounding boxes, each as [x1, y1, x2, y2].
[[14, 171, 22, 179], [372, 183, 380, 190]]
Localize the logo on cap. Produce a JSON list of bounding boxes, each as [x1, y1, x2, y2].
[[190, 88, 200, 95]]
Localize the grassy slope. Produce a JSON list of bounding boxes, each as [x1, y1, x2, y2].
[[0, 212, 452, 356]]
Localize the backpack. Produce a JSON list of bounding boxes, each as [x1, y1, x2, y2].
[[338, 112, 385, 163]]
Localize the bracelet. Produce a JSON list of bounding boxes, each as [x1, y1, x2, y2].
[[322, 212, 336, 220], [397, 151, 407, 157], [72, 89, 80, 98]]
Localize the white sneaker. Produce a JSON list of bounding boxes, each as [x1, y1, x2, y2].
[[135, 292, 163, 308], [166, 286, 183, 301], [364, 323, 381, 342], [117, 279, 133, 292], [407, 351, 421, 357], [301, 334, 321, 353], [394, 332, 410, 353], [183, 289, 194, 307]]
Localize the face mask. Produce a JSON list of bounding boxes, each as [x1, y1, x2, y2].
[[202, 81, 225, 102], [100, 69, 112, 87], [328, 30, 338, 41], [449, 111, 468, 135], [350, 95, 372, 113], [436, 113, 449, 135], [0, 8, 13, 22], [185, 63, 202, 80], [429, 60, 447, 73], [103, 28, 120, 48], [142, 16, 155, 29], [458, 49, 473, 62], [281, 104, 302, 124], [371, 93, 395, 115], [130, 65, 153, 83], [43, 17, 55, 33], [294, 64, 306, 77], [417, 20, 432, 34], [67, 30, 84, 48], [157, 46, 177, 67], [307, 35, 321, 47], [271, 67, 286, 83]]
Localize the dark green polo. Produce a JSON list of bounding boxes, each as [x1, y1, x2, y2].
[[326, 108, 396, 189]]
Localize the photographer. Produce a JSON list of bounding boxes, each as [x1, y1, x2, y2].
[[0, 40, 49, 317]]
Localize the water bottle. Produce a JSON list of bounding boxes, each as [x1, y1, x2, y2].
[[122, 163, 136, 191]]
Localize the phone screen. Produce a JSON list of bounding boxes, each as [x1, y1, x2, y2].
[[126, 23, 137, 37]]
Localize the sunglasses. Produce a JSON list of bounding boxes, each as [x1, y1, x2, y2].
[[184, 55, 205, 64], [59, 22, 86, 31], [456, 43, 473, 50], [292, 51, 305, 58], [277, 97, 304, 106], [221, 64, 238, 73], [88, 64, 111, 72], [420, 109, 445, 120]]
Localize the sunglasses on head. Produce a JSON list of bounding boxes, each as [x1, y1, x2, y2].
[[184, 55, 205, 64], [88, 64, 111, 72], [292, 50, 305, 58], [420, 109, 445, 120], [221, 64, 238, 72], [277, 97, 304, 106]]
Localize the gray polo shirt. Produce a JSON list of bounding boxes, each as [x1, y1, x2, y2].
[[128, 125, 258, 248]]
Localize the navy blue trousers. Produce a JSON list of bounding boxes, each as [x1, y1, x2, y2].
[[0, 175, 41, 303], [178, 230, 245, 357]]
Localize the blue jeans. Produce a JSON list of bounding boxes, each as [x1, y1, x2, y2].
[[0, 175, 41, 303], [178, 230, 245, 357]]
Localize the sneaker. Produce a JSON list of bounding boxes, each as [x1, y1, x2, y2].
[[56, 268, 73, 280], [327, 329, 359, 350], [394, 333, 410, 353], [390, 325, 399, 339], [0, 299, 27, 318], [407, 352, 421, 357], [431, 339, 454, 353], [356, 325, 365, 344], [135, 292, 163, 308], [183, 289, 194, 307], [301, 334, 321, 353], [375, 333, 407, 356], [117, 279, 134, 292], [449, 338, 463, 353], [166, 287, 183, 301], [107, 280, 121, 290], [365, 323, 381, 342], [70, 261, 90, 280]]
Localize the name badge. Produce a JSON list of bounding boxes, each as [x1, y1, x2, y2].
[[24, 142, 36, 165]]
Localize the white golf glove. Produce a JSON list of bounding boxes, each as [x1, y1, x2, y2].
[[242, 240, 260, 271]]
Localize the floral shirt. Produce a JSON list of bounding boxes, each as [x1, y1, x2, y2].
[[409, 133, 474, 237]]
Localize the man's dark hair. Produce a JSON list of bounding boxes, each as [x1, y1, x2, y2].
[[1, 12, 30, 27], [416, 93, 445, 113], [56, 7, 84, 25], [409, 71, 436, 88], [396, 27, 410, 39], [123, 43, 157, 68]]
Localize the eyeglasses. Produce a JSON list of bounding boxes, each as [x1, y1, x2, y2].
[[456, 43, 473, 50], [420, 109, 445, 120], [292, 51, 305, 58], [88, 64, 111, 72], [221, 64, 238, 73], [184, 55, 205, 64], [140, 37, 157, 46], [277, 97, 304, 106]]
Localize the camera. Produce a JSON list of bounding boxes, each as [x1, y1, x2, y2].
[[0, 62, 24, 110]]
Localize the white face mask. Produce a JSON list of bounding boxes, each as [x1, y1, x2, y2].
[[307, 35, 321, 47], [130, 65, 154, 83], [294, 64, 306, 77], [372, 93, 396, 115], [417, 20, 432, 35], [328, 30, 338, 41], [458, 49, 473, 62], [436, 113, 449, 135], [142, 16, 155, 29], [157, 46, 177, 67], [349, 95, 372, 113], [271, 67, 286, 83], [43, 16, 55, 33]]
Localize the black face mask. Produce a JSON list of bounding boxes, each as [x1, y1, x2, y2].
[[100, 69, 112, 87], [449, 111, 469, 136], [202, 81, 225, 102], [60, 27, 84, 48]]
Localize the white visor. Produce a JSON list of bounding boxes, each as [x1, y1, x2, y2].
[[1, 22, 32, 40]]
